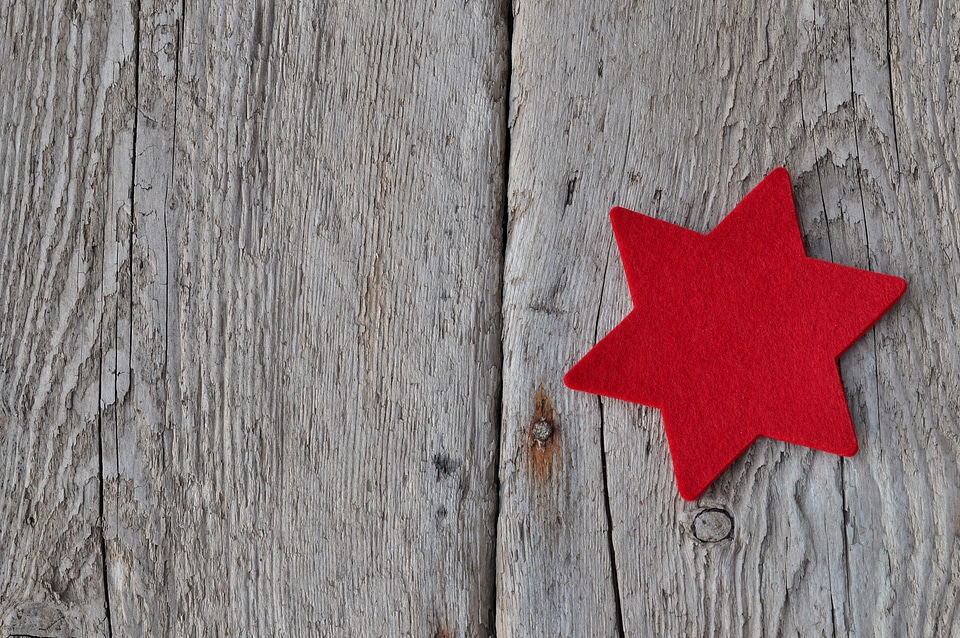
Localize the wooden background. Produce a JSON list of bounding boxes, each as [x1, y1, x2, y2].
[[1, 0, 958, 635]]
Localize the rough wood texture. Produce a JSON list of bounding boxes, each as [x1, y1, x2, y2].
[[3, 0, 960, 635], [499, 0, 960, 636], [0, 0, 135, 634], [3, 1, 508, 636]]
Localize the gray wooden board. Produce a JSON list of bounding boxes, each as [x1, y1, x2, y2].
[[0, 0, 136, 635], [499, 0, 959, 635], [2, 0, 960, 636], [3, 1, 508, 636]]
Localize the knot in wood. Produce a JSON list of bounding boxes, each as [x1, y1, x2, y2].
[[692, 507, 734, 543], [531, 418, 553, 445]]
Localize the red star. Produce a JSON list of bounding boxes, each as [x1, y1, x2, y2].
[[565, 168, 906, 500]]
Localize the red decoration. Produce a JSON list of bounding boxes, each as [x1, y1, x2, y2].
[[564, 168, 906, 500]]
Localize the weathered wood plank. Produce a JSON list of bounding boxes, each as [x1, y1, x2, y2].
[[108, 2, 509, 635], [0, 0, 137, 635], [496, 1, 625, 634], [4, 1, 509, 636], [499, 0, 960, 635], [841, 0, 960, 634], [103, 1, 180, 634]]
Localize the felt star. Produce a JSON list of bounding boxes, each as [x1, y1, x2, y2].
[[565, 168, 906, 500]]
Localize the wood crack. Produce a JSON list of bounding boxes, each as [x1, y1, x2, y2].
[[592, 242, 624, 636], [166, 0, 187, 383], [884, 0, 902, 175], [841, 1, 875, 631], [597, 396, 625, 638], [839, 457, 852, 635], [96, 283, 113, 638]]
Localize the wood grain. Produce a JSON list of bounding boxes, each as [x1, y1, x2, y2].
[[4, 0, 960, 635], [3, 1, 509, 636], [499, 0, 960, 635], [117, 1, 509, 636], [0, 0, 136, 635]]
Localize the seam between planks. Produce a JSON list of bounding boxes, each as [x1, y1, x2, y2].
[[491, 0, 515, 633]]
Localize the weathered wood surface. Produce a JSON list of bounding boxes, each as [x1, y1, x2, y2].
[[1, 1, 135, 635], [498, 0, 959, 636], [2, 0, 959, 636], [2, 1, 508, 636]]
